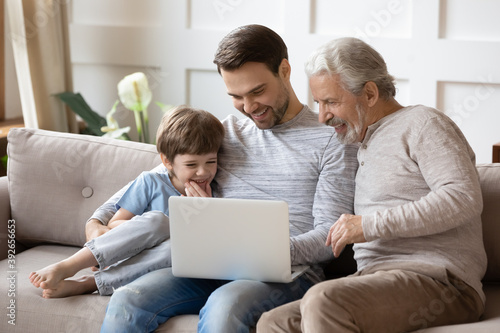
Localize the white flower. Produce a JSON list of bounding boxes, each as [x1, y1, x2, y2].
[[117, 72, 152, 112], [117, 72, 152, 143], [102, 126, 131, 140], [101, 100, 131, 140]]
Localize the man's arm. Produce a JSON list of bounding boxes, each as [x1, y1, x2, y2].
[[290, 140, 358, 265], [85, 185, 128, 242]]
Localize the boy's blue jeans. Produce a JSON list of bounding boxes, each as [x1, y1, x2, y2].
[[85, 211, 171, 295], [100, 267, 314, 333]]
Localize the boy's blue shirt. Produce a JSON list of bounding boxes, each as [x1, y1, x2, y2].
[[116, 171, 217, 217], [115, 171, 180, 216]]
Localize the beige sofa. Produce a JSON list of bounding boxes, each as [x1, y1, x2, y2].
[[1, 128, 499, 332]]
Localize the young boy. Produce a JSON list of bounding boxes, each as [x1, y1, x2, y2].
[[29, 105, 225, 298]]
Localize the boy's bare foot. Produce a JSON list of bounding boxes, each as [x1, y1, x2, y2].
[[29, 260, 80, 289], [42, 275, 97, 299], [29, 247, 98, 289]]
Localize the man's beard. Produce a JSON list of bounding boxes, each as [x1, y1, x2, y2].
[[326, 103, 365, 144], [246, 81, 289, 129], [266, 97, 289, 128]]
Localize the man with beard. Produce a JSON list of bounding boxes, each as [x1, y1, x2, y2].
[[257, 37, 487, 332], [86, 25, 358, 333]]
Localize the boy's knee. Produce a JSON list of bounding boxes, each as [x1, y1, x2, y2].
[[142, 210, 168, 222], [140, 211, 170, 234]]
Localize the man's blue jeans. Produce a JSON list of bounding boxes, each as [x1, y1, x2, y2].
[[100, 267, 314, 333]]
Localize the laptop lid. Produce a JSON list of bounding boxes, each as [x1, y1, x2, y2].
[[168, 196, 308, 283]]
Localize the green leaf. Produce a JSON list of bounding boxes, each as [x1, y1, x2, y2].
[[56, 92, 107, 136], [1, 155, 7, 170], [132, 110, 144, 142], [155, 102, 175, 113]]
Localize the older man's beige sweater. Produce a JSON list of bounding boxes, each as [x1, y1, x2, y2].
[[354, 105, 487, 303]]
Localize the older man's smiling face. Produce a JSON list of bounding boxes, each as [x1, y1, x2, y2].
[[310, 74, 366, 144]]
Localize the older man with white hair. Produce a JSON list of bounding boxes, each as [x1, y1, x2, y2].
[[257, 37, 487, 333]]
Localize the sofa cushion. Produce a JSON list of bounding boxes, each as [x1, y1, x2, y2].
[[477, 164, 500, 282], [0, 245, 109, 332], [7, 128, 161, 247], [412, 284, 500, 332], [0, 244, 199, 333]]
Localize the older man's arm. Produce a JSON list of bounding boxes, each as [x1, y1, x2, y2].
[[361, 116, 482, 242]]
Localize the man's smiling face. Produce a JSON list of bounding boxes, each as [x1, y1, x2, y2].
[[221, 61, 290, 129]]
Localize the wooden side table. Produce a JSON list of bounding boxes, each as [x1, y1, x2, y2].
[[493, 143, 500, 163], [0, 117, 24, 176], [0, 117, 24, 139]]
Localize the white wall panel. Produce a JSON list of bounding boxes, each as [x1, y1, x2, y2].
[[313, 0, 412, 39], [187, 69, 240, 121], [395, 79, 410, 107], [437, 81, 500, 163], [440, 0, 500, 41], [44, 0, 500, 162], [72, 0, 164, 26], [70, 25, 161, 66], [189, 0, 284, 32]]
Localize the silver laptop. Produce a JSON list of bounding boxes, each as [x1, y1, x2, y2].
[[168, 196, 309, 283]]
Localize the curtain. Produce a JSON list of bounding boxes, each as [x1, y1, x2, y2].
[[6, 0, 77, 133], [0, 1, 4, 122]]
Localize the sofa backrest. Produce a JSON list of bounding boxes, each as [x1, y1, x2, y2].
[[477, 164, 500, 282], [6, 129, 500, 282], [7, 128, 161, 247]]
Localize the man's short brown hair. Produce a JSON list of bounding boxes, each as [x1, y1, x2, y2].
[[213, 24, 288, 76]]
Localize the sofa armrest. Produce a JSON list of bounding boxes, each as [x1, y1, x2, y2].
[[0, 176, 11, 260]]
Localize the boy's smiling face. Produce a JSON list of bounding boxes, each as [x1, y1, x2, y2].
[[162, 152, 218, 195]]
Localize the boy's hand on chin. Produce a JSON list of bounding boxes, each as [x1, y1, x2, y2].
[[184, 181, 211, 197]]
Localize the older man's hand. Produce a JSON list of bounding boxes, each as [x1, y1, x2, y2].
[[326, 214, 366, 257]]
